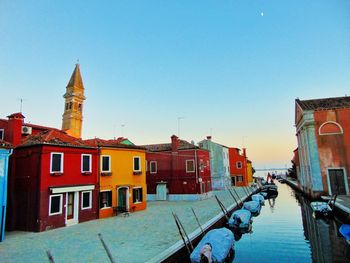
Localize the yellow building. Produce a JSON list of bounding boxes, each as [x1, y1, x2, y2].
[[85, 138, 147, 218], [247, 160, 254, 185]]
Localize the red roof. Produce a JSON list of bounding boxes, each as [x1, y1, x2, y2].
[[0, 140, 12, 148], [143, 139, 199, 152], [7, 112, 25, 119], [296, 96, 350, 111], [20, 129, 93, 148], [84, 138, 144, 150]]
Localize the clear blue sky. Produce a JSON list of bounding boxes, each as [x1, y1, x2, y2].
[[1, 1, 349, 167]]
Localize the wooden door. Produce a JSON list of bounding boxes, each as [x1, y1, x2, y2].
[[118, 188, 127, 211], [67, 192, 74, 220], [328, 169, 347, 195]]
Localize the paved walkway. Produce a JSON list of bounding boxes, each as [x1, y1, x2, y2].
[[0, 187, 251, 263]]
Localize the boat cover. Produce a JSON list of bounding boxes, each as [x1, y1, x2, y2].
[[252, 194, 265, 205], [310, 201, 331, 212], [339, 224, 350, 241], [228, 209, 251, 228], [243, 201, 261, 214], [190, 227, 234, 263]]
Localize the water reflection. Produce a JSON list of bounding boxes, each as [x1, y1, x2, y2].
[[296, 193, 350, 262], [232, 182, 350, 263]]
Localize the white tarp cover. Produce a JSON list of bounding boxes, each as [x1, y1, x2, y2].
[[243, 200, 261, 214], [228, 209, 251, 228], [190, 227, 234, 263], [251, 194, 265, 205]]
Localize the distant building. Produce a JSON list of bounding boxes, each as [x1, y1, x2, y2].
[[247, 160, 254, 185], [85, 138, 147, 218], [228, 147, 248, 186], [144, 135, 212, 201], [0, 140, 12, 242], [198, 136, 231, 190], [8, 130, 99, 232], [295, 96, 350, 197]]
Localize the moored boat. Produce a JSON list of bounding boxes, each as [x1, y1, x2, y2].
[[339, 224, 350, 245], [190, 227, 235, 263], [228, 209, 252, 229], [251, 193, 265, 206], [243, 200, 261, 215], [310, 201, 333, 219]]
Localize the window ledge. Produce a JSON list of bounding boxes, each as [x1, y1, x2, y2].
[[133, 171, 142, 175], [101, 172, 112, 176], [82, 172, 92, 176], [50, 172, 63, 177]]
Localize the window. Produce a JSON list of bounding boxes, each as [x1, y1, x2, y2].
[[78, 104, 82, 112], [133, 188, 143, 203], [150, 161, 157, 174], [50, 153, 63, 173], [69, 102, 72, 109], [99, 191, 112, 208], [0, 129, 4, 140], [133, 157, 141, 172], [199, 160, 204, 172], [81, 154, 92, 173], [101, 155, 111, 172], [319, 121, 343, 135], [65, 103, 69, 110], [236, 161, 242, 169], [81, 191, 92, 209], [186, 160, 195, 173], [49, 194, 63, 215], [237, 176, 243, 182]]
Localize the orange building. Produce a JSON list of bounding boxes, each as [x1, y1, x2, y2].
[[228, 148, 248, 186], [85, 139, 147, 218]]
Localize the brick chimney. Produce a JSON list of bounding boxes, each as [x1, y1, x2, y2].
[[171, 135, 179, 152], [242, 148, 247, 157], [7, 113, 25, 146], [206, 136, 212, 140]]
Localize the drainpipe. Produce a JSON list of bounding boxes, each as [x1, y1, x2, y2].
[[97, 147, 101, 218], [195, 149, 198, 190]]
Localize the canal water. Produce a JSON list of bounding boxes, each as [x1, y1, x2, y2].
[[232, 181, 350, 263]]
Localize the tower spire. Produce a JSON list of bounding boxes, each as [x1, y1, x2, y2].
[[61, 64, 86, 138]]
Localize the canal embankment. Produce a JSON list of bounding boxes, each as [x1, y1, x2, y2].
[[0, 187, 253, 263]]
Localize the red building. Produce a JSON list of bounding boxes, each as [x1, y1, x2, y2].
[[8, 129, 99, 232], [144, 135, 212, 201], [0, 113, 54, 147], [295, 96, 350, 197], [228, 148, 248, 186]]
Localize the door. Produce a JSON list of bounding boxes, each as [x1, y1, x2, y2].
[[67, 192, 74, 220], [328, 169, 347, 195], [118, 187, 128, 212], [66, 192, 78, 226], [156, 183, 167, 201]]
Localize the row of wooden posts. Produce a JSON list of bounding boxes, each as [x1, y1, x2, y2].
[[45, 186, 255, 263]]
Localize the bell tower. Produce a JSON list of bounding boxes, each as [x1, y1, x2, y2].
[[62, 64, 86, 138]]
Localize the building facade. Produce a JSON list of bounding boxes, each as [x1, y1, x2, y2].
[[85, 138, 147, 218], [8, 130, 99, 232], [228, 147, 248, 186], [0, 141, 12, 241], [198, 136, 231, 190], [295, 97, 350, 197], [145, 135, 212, 201]]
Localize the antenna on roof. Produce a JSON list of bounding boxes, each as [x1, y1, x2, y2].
[[17, 98, 25, 112]]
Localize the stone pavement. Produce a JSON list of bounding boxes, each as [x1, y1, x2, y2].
[[0, 187, 251, 263]]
